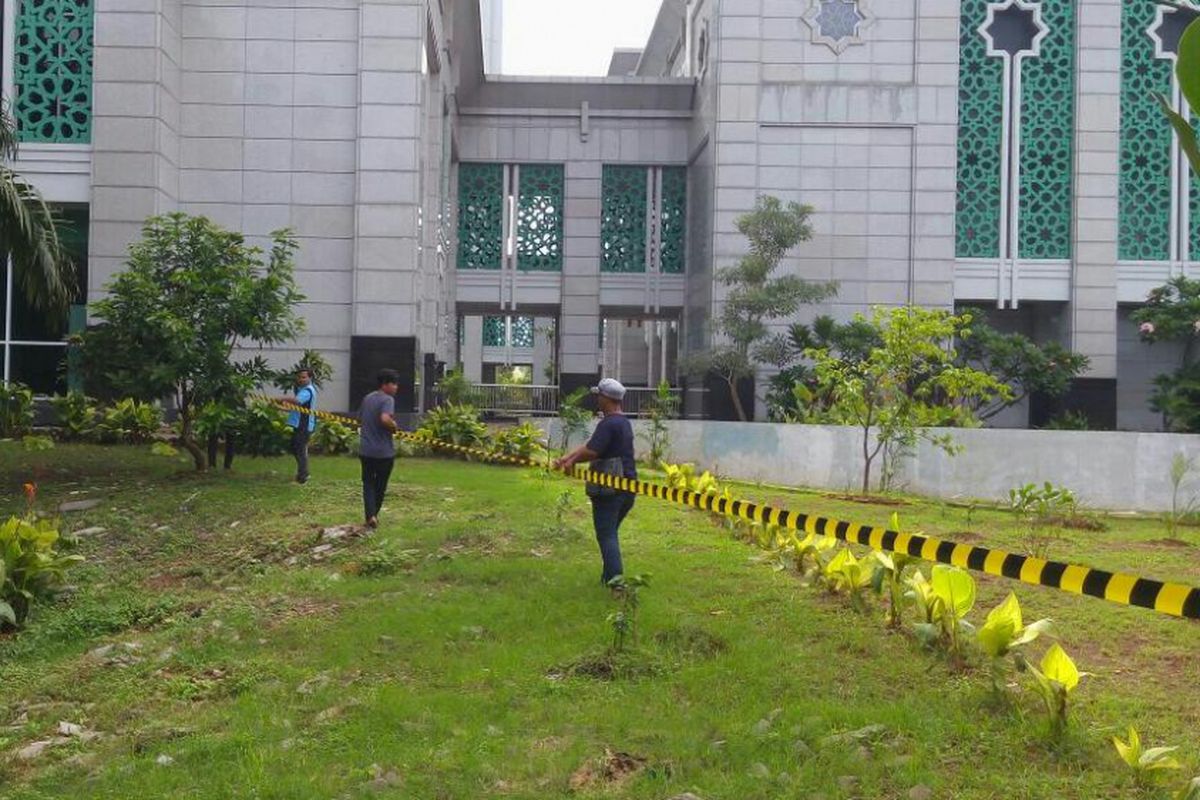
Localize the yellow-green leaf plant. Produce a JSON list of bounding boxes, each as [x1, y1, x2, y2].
[[824, 547, 875, 610], [906, 565, 977, 657], [1177, 776, 1200, 800], [1155, 8, 1200, 175], [790, 530, 838, 580], [1023, 643, 1084, 736], [1113, 726, 1183, 784], [872, 512, 919, 627], [978, 592, 1052, 694]]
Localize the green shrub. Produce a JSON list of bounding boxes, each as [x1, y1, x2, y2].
[[235, 399, 292, 457], [94, 398, 163, 444], [418, 404, 490, 450], [0, 382, 34, 438], [491, 422, 547, 461], [312, 419, 356, 455], [50, 392, 99, 440], [193, 401, 239, 442], [1, 515, 85, 629], [22, 435, 55, 452]]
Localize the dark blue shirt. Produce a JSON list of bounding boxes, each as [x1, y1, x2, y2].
[[587, 413, 637, 479]]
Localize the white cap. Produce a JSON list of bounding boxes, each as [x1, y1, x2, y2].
[[591, 378, 626, 401]]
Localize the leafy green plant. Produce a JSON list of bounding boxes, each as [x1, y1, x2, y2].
[[0, 381, 34, 438], [1042, 411, 1091, 431], [978, 592, 1052, 694], [437, 368, 480, 406], [607, 574, 649, 653], [150, 442, 180, 458], [806, 307, 1009, 494], [78, 213, 304, 470], [93, 398, 163, 444], [311, 419, 356, 455], [871, 512, 918, 627], [354, 545, 420, 577], [418, 404, 491, 450], [270, 349, 334, 391], [906, 565, 976, 658], [234, 399, 292, 457], [557, 387, 592, 451], [1178, 777, 1200, 800], [50, 391, 98, 440], [1, 515, 85, 629], [1009, 482, 1076, 559], [1131, 276, 1200, 432], [1166, 453, 1197, 541], [22, 434, 54, 452], [680, 195, 837, 421], [1154, 10, 1200, 177], [492, 422, 547, 461], [823, 548, 874, 610], [1113, 726, 1182, 783], [789, 530, 838, 578], [1021, 643, 1083, 735], [641, 380, 679, 466]]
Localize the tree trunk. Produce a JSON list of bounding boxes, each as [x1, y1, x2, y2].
[[728, 377, 748, 422], [178, 402, 206, 471]]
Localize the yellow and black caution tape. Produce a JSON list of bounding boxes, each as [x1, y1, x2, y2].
[[264, 396, 1200, 621]]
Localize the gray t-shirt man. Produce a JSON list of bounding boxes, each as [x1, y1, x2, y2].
[[359, 391, 396, 458]]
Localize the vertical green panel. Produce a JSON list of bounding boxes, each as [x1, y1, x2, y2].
[[457, 163, 504, 270], [660, 167, 687, 274], [482, 316, 506, 347], [601, 165, 648, 273], [516, 164, 563, 272], [955, 0, 1004, 259], [510, 316, 534, 348], [15, 0, 94, 143], [1119, 1, 1173, 261], [1018, 0, 1075, 260]]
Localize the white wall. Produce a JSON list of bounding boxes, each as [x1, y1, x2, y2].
[[533, 418, 1200, 512]]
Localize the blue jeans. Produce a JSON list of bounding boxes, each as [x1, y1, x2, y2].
[[591, 493, 635, 585]]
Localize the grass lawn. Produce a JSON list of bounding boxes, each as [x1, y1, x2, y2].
[[1, 442, 1198, 799]]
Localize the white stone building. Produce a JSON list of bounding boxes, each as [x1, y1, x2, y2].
[[3, 0, 1196, 428]]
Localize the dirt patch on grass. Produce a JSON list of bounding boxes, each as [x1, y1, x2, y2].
[[437, 531, 512, 558], [945, 531, 986, 544], [823, 493, 910, 507], [1142, 538, 1196, 549], [1049, 515, 1109, 532], [550, 650, 664, 681], [568, 749, 648, 791]]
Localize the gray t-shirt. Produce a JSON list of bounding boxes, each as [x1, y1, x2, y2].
[[358, 391, 396, 458]]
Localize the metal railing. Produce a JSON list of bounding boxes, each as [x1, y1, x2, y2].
[[469, 384, 561, 417], [620, 386, 684, 418]]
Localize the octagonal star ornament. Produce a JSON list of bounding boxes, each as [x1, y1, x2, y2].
[[1148, 0, 1200, 61], [803, 0, 874, 55], [978, 0, 1049, 61]]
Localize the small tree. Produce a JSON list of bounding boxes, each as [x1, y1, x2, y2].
[[79, 214, 304, 470], [682, 196, 836, 421], [640, 380, 680, 466], [558, 387, 592, 452], [1131, 276, 1200, 431], [808, 307, 1009, 494], [956, 324, 1089, 421]]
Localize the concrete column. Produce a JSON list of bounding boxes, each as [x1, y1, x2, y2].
[[90, 0, 182, 301], [461, 315, 483, 382], [1070, 0, 1121, 381], [559, 161, 602, 392]]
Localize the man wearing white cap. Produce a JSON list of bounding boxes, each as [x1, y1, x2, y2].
[[555, 378, 637, 587]]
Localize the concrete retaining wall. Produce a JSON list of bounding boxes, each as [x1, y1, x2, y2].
[[535, 419, 1200, 513]]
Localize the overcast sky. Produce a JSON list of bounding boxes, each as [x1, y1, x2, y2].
[[501, 0, 662, 76]]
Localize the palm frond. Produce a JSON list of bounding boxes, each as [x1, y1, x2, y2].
[[0, 165, 75, 315]]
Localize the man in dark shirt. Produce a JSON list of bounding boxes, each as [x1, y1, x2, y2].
[[359, 369, 400, 529], [555, 378, 637, 587]]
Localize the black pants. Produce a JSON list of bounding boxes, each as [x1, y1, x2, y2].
[[206, 434, 236, 470], [360, 456, 395, 522], [291, 426, 312, 481]]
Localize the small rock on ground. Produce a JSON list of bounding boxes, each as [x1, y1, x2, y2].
[[59, 499, 102, 513], [17, 740, 55, 761], [72, 527, 107, 537], [909, 785, 934, 800]]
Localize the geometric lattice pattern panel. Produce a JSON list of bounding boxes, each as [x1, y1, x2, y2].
[[511, 316, 535, 349], [517, 164, 563, 272], [482, 316, 506, 347], [1118, 1, 1174, 261], [14, 0, 94, 143], [954, 0, 1004, 259], [1018, 0, 1075, 260], [601, 165, 648, 273], [660, 166, 687, 274], [457, 163, 504, 270]]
